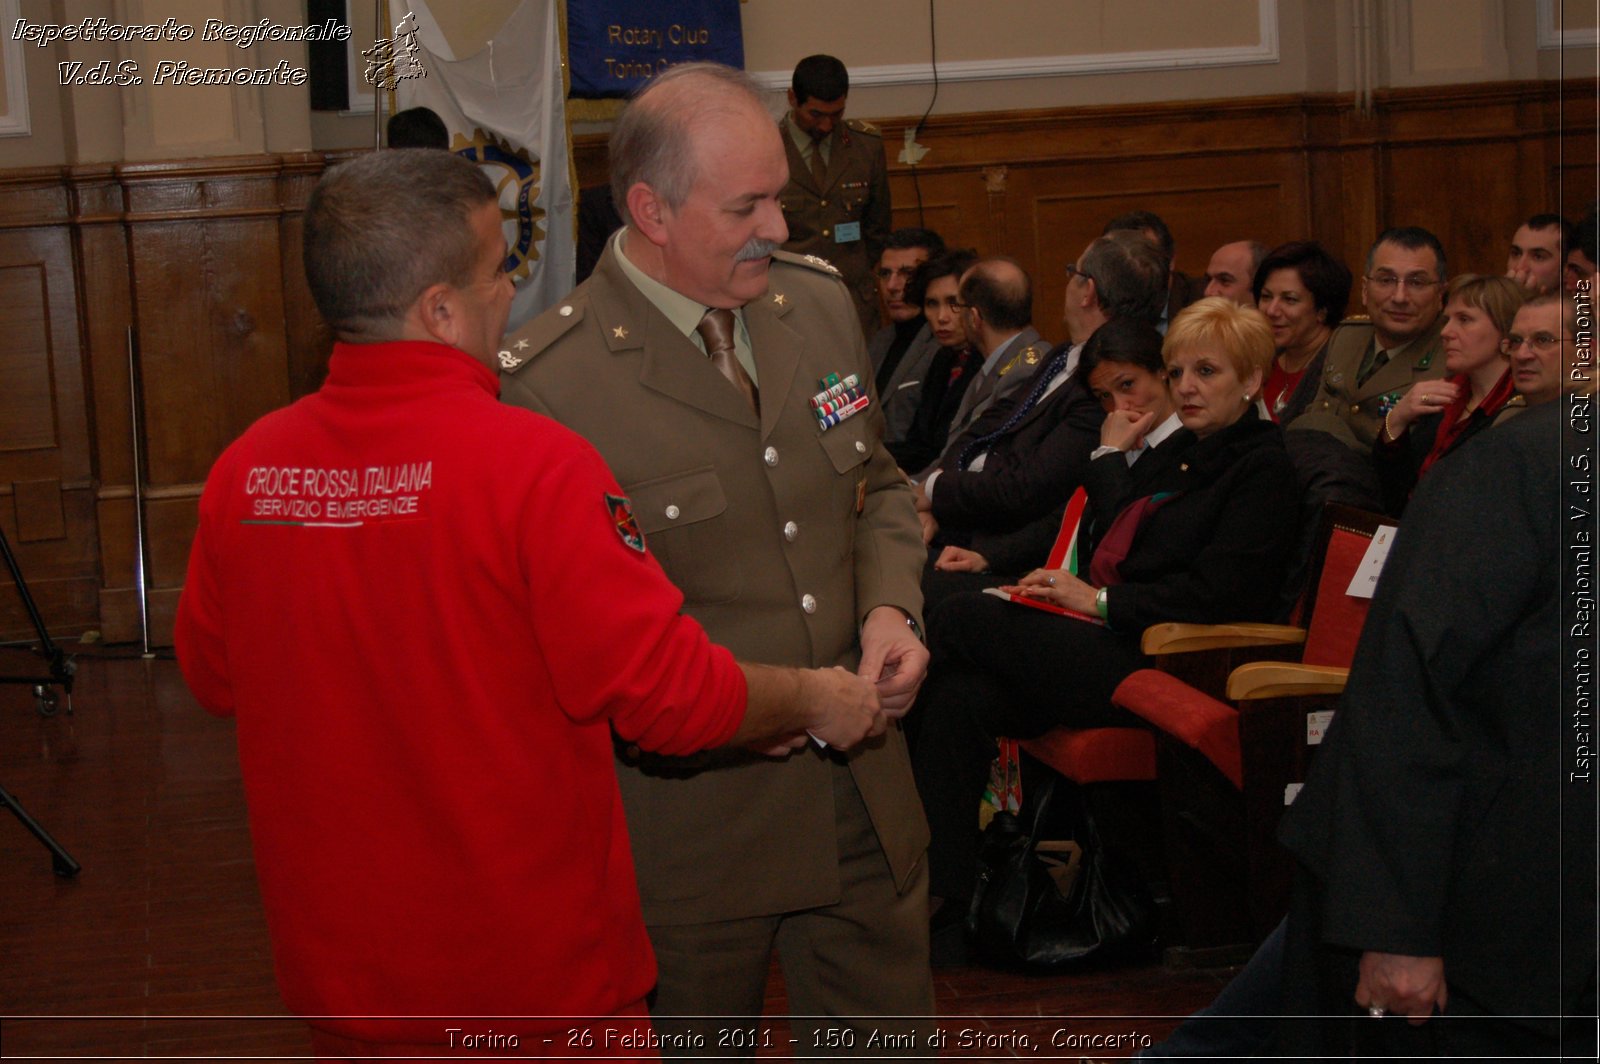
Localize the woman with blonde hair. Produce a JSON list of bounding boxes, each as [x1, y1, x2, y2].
[[1373, 274, 1527, 514], [911, 297, 1303, 917]]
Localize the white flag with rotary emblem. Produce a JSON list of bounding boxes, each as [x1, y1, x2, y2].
[[397, 0, 574, 331]]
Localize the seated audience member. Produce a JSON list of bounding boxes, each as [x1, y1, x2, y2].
[[887, 249, 982, 474], [911, 298, 1301, 917], [1373, 274, 1527, 514], [1254, 241, 1354, 424], [386, 106, 449, 149], [1203, 240, 1268, 305], [1104, 209, 1203, 331], [870, 228, 947, 446], [173, 149, 885, 1056], [1566, 209, 1598, 297], [1509, 292, 1584, 407], [1289, 226, 1449, 453], [910, 257, 1049, 478], [1275, 385, 1595, 1060], [1506, 212, 1576, 294], [921, 232, 1168, 532], [925, 319, 1174, 604]]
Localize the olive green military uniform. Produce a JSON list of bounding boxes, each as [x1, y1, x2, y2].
[[498, 241, 932, 1048], [1289, 315, 1447, 454], [781, 116, 892, 340]]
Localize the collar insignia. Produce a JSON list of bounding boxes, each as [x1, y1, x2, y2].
[[497, 350, 523, 370]]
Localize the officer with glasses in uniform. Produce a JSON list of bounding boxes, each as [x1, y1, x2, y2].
[[1289, 227, 1450, 454]]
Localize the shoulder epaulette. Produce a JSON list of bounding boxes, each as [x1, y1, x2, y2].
[[1338, 314, 1373, 325], [999, 343, 1045, 376], [845, 117, 881, 137], [497, 301, 586, 373], [773, 248, 842, 276]]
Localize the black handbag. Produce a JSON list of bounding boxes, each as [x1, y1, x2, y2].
[[965, 774, 1158, 969]]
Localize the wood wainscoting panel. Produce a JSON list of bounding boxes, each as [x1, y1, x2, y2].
[[0, 263, 58, 453], [0, 209, 100, 642]]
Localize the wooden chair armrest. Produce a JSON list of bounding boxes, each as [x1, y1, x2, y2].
[[1227, 662, 1350, 701], [1141, 622, 1308, 655]]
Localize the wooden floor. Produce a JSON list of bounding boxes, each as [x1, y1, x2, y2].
[[0, 652, 1237, 1060]]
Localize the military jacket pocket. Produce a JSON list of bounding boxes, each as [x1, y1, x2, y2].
[[626, 466, 738, 605]]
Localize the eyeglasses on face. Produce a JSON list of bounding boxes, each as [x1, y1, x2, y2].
[[875, 266, 920, 281], [1364, 272, 1442, 295], [1505, 331, 1570, 354], [1064, 262, 1096, 285]]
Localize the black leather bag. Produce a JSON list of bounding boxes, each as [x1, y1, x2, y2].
[[965, 775, 1157, 969]]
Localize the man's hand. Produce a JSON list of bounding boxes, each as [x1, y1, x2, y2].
[[918, 510, 939, 545], [858, 605, 930, 718], [1355, 951, 1447, 1025], [799, 666, 886, 749], [933, 545, 989, 572], [913, 481, 933, 512]]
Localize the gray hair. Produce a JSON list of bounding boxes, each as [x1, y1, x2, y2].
[[1081, 230, 1168, 325], [303, 149, 495, 337], [608, 62, 769, 228]]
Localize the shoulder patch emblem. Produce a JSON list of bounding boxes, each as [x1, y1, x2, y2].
[[1022, 345, 1043, 365], [498, 350, 524, 370], [605, 493, 646, 553], [803, 254, 841, 275]]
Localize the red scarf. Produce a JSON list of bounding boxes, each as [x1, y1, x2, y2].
[[1418, 368, 1515, 480]]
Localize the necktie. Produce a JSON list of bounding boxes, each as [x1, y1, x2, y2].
[[697, 308, 759, 414], [956, 345, 1071, 469], [1356, 342, 1389, 387], [809, 139, 828, 187]]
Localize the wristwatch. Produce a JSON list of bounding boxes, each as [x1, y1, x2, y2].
[[889, 605, 925, 644], [1094, 587, 1109, 620]]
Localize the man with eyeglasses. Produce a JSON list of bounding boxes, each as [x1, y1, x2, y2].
[[1289, 226, 1449, 453], [869, 228, 947, 447], [1509, 292, 1586, 407]]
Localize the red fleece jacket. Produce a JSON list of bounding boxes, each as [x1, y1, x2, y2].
[[176, 341, 745, 1043]]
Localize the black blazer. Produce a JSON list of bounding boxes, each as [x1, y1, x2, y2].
[[1279, 400, 1591, 1033], [887, 344, 977, 473], [930, 353, 1104, 537], [1097, 409, 1302, 632]]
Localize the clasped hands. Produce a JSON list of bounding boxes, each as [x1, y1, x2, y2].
[[752, 605, 928, 757]]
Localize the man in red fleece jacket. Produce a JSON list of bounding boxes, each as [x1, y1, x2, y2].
[[175, 149, 884, 1058]]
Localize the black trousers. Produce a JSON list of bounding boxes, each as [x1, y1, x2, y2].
[[909, 589, 1146, 902]]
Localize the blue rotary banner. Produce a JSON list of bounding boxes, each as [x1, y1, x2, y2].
[[567, 0, 744, 98]]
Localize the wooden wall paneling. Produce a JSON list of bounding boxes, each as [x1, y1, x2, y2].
[[69, 166, 140, 642], [0, 175, 101, 642], [277, 155, 335, 402], [1555, 83, 1598, 220]]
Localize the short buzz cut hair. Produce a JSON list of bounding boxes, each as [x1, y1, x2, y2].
[[882, 227, 946, 258], [1367, 226, 1448, 280], [1081, 230, 1168, 325], [303, 149, 496, 336], [386, 106, 449, 150], [791, 54, 849, 103], [609, 62, 768, 228], [959, 257, 1033, 332], [1163, 297, 1276, 383], [1523, 212, 1580, 256]]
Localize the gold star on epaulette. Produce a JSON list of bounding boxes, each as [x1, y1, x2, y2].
[[803, 254, 841, 275], [773, 293, 787, 306], [498, 350, 523, 370], [514, 338, 529, 350], [612, 325, 628, 339]]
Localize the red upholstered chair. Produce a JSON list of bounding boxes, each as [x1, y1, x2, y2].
[[1107, 504, 1389, 955]]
